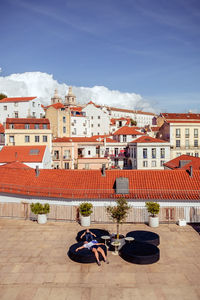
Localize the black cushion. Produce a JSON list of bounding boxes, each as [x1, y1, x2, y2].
[[126, 230, 160, 246], [68, 242, 107, 263], [120, 241, 160, 265], [76, 229, 110, 242]]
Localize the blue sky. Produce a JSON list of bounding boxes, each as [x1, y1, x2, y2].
[[1, 0, 200, 112]]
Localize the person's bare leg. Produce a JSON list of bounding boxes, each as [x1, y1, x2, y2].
[[92, 248, 101, 265], [97, 247, 109, 263]]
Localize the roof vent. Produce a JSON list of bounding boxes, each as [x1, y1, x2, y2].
[[101, 164, 106, 176], [35, 165, 40, 177], [115, 177, 129, 194]]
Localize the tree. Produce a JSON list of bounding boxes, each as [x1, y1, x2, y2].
[[130, 119, 137, 126], [106, 198, 130, 239], [145, 202, 160, 217], [0, 93, 7, 100]]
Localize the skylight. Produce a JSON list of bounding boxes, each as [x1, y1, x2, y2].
[[29, 149, 39, 155]]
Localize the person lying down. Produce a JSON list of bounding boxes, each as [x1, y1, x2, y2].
[[76, 240, 109, 266]]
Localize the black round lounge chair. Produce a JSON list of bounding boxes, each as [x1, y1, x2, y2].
[[76, 229, 110, 243], [68, 242, 107, 263], [126, 230, 160, 246], [120, 241, 160, 265]]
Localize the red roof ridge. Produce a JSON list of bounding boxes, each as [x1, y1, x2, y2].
[[0, 97, 37, 103], [130, 136, 167, 143]]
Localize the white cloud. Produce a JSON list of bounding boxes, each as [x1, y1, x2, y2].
[[0, 71, 155, 112]]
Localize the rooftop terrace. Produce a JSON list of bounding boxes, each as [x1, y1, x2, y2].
[[0, 219, 200, 300]]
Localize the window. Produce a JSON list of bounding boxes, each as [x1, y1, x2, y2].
[[3, 106, 7, 111], [74, 120, 76, 124], [143, 161, 148, 167], [185, 128, 189, 138], [25, 124, 30, 129], [143, 148, 147, 159], [32, 112, 36, 117], [98, 124, 100, 127], [40, 113, 43, 118], [34, 124, 39, 129], [160, 160, 165, 167], [176, 152, 181, 157], [14, 102, 18, 107], [64, 162, 69, 169], [88, 150, 91, 155], [32, 102, 35, 107], [194, 129, 198, 138], [91, 124, 93, 127], [194, 140, 198, 147], [176, 140, 180, 148], [14, 112, 18, 118], [195, 152, 199, 157], [91, 116, 93, 119], [35, 136, 40, 142], [152, 148, 156, 159], [63, 127, 66, 133], [25, 136, 30, 143], [9, 136, 14, 143], [9, 124, 14, 129], [134, 148, 137, 159], [98, 116, 100, 119], [63, 116, 66, 123], [185, 139, 189, 148], [85, 164, 89, 170], [123, 135, 127, 142], [160, 148, 165, 159], [73, 128, 76, 135], [43, 135, 47, 142], [64, 150, 70, 159], [152, 161, 156, 167], [43, 124, 47, 129], [114, 148, 119, 156], [54, 150, 59, 159], [176, 128, 181, 138], [186, 153, 190, 156]]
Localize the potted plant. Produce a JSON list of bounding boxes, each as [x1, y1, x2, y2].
[[30, 202, 50, 224], [79, 202, 93, 226], [145, 202, 160, 227], [106, 198, 130, 245]]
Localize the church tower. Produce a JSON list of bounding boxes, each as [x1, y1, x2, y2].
[[51, 89, 62, 105], [65, 86, 76, 106]]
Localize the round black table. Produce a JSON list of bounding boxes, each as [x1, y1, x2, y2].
[[76, 229, 110, 242], [120, 241, 160, 265], [68, 242, 107, 263], [126, 230, 160, 246]]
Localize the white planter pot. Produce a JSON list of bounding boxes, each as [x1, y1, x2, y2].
[[178, 219, 186, 226], [149, 216, 159, 227], [80, 215, 91, 227], [38, 214, 47, 224]]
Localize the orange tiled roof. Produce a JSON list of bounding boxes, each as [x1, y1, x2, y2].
[[109, 106, 154, 116], [0, 97, 37, 103], [162, 113, 200, 120], [6, 118, 50, 124], [164, 155, 200, 170], [53, 137, 104, 143], [0, 146, 46, 163], [45, 103, 65, 110], [70, 107, 82, 112], [0, 164, 199, 200], [130, 136, 166, 144], [0, 124, 4, 133], [113, 126, 144, 136]]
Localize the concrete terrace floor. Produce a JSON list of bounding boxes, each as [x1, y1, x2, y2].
[[0, 220, 200, 300]]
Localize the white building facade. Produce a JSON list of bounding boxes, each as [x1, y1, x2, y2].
[[0, 97, 45, 124]]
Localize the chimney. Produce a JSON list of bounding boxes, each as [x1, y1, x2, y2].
[[189, 166, 193, 177], [115, 177, 129, 194], [35, 165, 40, 177], [101, 164, 106, 176]]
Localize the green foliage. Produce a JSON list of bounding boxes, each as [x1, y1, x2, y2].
[[145, 202, 160, 217], [30, 203, 50, 215], [106, 198, 130, 238], [0, 93, 7, 100], [130, 119, 137, 126], [79, 202, 93, 217]]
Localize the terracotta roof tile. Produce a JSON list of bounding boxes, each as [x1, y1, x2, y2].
[[164, 155, 200, 170], [6, 118, 49, 124], [44, 103, 65, 110], [0, 97, 36, 103], [0, 146, 46, 163], [130, 136, 167, 143], [162, 113, 200, 120], [113, 126, 144, 136], [0, 166, 199, 200]]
